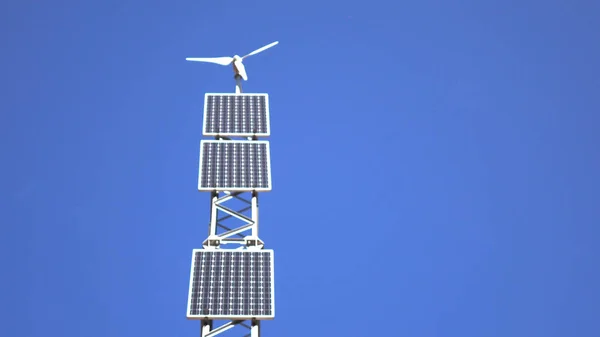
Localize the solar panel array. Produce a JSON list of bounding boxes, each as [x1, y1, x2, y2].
[[203, 94, 270, 137], [187, 249, 275, 320], [198, 140, 272, 192], [190, 91, 276, 327]]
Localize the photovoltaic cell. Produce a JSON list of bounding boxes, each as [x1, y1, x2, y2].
[[198, 140, 272, 192], [203, 93, 270, 137], [187, 249, 275, 320]]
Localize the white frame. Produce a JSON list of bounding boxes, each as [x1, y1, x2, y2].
[[197, 140, 273, 192], [186, 248, 276, 320], [202, 93, 271, 137]]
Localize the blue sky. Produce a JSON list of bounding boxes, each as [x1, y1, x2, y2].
[[2, 0, 599, 336]]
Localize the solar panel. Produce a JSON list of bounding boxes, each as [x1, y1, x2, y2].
[[187, 249, 275, 320], [198, 140, 272, 192], [203, 93, 270, 137]]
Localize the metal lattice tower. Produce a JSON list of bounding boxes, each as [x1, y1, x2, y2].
[[186, 74, 275, 337]]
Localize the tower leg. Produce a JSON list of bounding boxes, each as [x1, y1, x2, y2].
[[251, 320, 260, 337], [251, 192, 259, 238], [200, 320, 212, 337]]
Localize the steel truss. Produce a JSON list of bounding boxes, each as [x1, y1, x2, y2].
[[199, 136, 266, 336], [199, 188, 265, 337], [195, 79, 271, 337], [203, 190, 264, 251]]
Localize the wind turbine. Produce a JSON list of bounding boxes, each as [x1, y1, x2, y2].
[[186, 41, 279, 93]]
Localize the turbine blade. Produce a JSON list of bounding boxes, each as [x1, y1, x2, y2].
[[234, 60, 248, 81], [242, 41, 279, 59], [185, 57, 233, 66]]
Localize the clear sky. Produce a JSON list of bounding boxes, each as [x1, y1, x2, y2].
[[2, 1, 599, 336]]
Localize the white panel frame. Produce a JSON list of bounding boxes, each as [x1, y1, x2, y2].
[[198, 140, 273, 192], [186, 249, 275, 321], [202, 93, 271, 137]]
